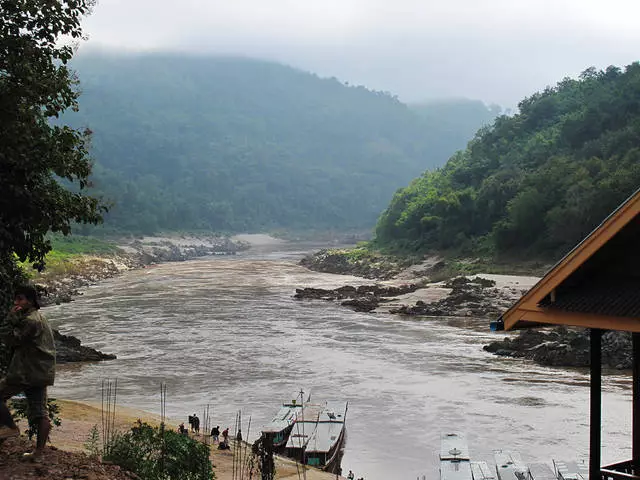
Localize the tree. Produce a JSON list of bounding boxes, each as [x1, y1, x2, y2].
[[0, 0, 106, 272], [0, 0, 106, 375]]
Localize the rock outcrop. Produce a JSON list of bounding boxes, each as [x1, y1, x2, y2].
[[54, 330, 116, 363], [483, 326, 632, 369], [294, 284, 418, 312], [299, 249, 404, 280], [389, 277, 504, 317]]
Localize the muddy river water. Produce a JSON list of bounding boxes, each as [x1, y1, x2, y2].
[[47, 241, 632, 479]]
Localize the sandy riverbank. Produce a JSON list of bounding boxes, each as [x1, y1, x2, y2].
[[40, 399, 343, 480]]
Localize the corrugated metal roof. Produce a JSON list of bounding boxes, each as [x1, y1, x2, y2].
[[539, 283, 640, 318], [284, 401, 348, 451], [440, 432, 470, 461], [262, 405, 298, 433], [286, 422, 316, 449], [304, 421, 344, 453]]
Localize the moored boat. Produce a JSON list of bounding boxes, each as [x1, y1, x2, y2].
[[261, 391, 310, 452], [303, 401, 348, 473]]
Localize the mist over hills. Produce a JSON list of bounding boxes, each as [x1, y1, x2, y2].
[[69, 53, 497, 234]]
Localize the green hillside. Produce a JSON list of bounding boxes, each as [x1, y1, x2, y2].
[[375, 64, 640, 259], [67, 53, 496, 234]]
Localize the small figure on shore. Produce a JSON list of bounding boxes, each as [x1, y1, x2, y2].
[[236, 429, 242, 442], [188, 415, 194, 432], [222, 427, 229, 443], [347, 470, 355, 480], [211, 425, 220, 442], [0, 285, 56, 461], [193, 414, 200, 434], [178, 423, 187, 435]]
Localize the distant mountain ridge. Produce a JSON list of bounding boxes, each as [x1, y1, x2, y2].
[[68, 53, 497, 233]]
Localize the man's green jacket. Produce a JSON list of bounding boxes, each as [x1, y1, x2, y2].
[[2, 308, 56, 387]]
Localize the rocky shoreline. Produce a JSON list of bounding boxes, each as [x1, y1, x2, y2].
[[36, 234, 247, 364], [294, 275, 526, 318], [297, 249, 633, 371], [484, 327, 632, 369]]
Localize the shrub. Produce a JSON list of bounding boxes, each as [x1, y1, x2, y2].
[[104, 420, 214, 480]]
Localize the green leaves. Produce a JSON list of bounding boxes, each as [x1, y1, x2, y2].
[[104, 421, 214, 480], [375, 62, 640, 260], [0, 0, 106, 271]]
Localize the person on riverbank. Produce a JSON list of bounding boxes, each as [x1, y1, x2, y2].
[[193, 414, 200, 434], [347, 470, 354, 480], [0, 285, 56, 461], [211, 425, 220, 442], [178, 423, 187, 435], [222, 427, 229, 443], [188, 414, 194, 432]]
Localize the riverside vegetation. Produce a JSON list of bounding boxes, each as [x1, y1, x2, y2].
[[65, 53, 498, 234], [300, 64, 640, 371]]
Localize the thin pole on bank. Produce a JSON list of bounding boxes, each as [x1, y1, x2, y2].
[[633, 333, 640, 473], [590, 328, 602, 480]]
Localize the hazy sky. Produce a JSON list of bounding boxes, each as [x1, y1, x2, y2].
[[81, 0, 640, 106]]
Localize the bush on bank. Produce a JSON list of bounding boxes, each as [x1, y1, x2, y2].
[[104, 420, 214, 480]]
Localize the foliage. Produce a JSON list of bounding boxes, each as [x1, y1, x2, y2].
[[62, 53, 497, 234], [0, 254, 28, 375], [252, 435, 275, 480], [10, 396, 62, 440], [104, 421, 214, 480], [375, 63, 640, 260], [84, 424, 101, 458], [0, 0, 107, 272]]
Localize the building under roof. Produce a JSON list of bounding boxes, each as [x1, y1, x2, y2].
[[495, 187, 640, 480]]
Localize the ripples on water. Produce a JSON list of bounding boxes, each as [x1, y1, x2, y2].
[[47, 243, 632, 480]]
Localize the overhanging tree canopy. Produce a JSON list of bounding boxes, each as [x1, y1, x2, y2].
[[0, 0, 106, 271]]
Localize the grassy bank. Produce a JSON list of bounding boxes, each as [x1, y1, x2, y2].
[[19, 235, 122, 277], [305, 241, 552, 281]]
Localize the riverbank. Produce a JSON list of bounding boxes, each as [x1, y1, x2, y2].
[[297, 248, 633, 370], [1, 399, 343, 480], [20, 234, 249, 364], [36, 234, 247, 307]]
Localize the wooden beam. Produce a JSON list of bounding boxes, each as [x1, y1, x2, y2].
[[501, 191, 640, 331], [591, 328, 603, 480], [505, 309, 640, 332], [634, 333, 640, 473]]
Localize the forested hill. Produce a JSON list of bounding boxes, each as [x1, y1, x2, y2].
[[375, 64, 640, 259], [67, 53, 496, 233]]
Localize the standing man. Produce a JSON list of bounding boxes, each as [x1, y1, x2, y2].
[[0, 285, 56, 460], [193, 414, 200, 435], [211, 425, 220, 442]]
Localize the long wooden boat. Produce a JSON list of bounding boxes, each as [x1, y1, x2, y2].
[[438, 432, 577, 480], [261, 391, 310, 452], [303, 401, 348, 473]]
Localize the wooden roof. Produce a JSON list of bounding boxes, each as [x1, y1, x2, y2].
[[500, 187, 640, 332]]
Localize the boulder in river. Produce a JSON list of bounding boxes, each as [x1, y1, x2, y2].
[[54, 330, 116, 363], [483, 326, 632, 369]]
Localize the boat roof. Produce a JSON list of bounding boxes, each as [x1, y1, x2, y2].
[[286, 422, 317, 449], [284, 401, 348, 450], [292, 402, 326, 423], [319, 401, 347, 423], [304, 420, 344, 453], [440, 432, 470, 461], [262, 405, 297, 433]]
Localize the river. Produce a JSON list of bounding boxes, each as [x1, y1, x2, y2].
[[47, 240, 632, 480]]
